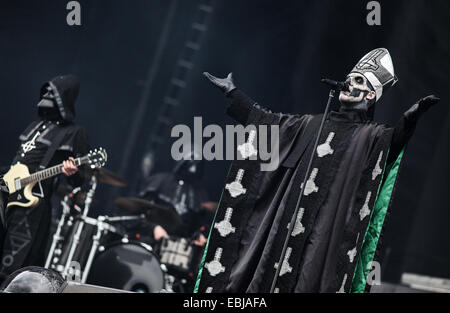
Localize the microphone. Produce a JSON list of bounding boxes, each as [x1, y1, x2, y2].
[[321, 78, 350, 92]]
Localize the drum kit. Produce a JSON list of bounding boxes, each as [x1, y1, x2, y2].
[[45, 168, 203, 293]]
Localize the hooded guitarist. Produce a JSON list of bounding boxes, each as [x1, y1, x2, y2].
[[0, 75, 90, 277]]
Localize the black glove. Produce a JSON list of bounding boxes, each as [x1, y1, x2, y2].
[[404, 95, 440, 121], [203, 72, 236, 96]]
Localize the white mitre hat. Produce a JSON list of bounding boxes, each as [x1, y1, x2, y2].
[[351, 48, 398, 101]]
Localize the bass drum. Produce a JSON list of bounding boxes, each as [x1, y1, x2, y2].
[[86, 241, 164, 293]]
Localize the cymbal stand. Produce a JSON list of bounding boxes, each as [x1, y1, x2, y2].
[[44, 187, 81, 269], [62, 175, 97, 280]]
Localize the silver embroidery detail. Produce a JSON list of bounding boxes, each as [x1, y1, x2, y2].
[[274, 288, 280, 293], [372, 151, 383, 180], [237, 130, 258, 159], [274, 247, 293, 277], [300, 168, 319, 196], [287, 207, 306, 237], [225, 169, 247, 198], [337, 274, 348, 293], [317, 132, 335, 158], [205, 287, 213, 293], [205, 248, 226, 277], [214, 207, 236, 237], [359, 191, 372, 221]]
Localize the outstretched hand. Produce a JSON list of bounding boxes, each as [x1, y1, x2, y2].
[[418, 95, 440, 111], [203, 72, 236, 96], [405, 94, 441, 120]]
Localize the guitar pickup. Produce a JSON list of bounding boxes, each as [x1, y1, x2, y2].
[[14, 178, 21, 191]]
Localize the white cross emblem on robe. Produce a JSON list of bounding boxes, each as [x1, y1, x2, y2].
[[301, 168, 319, 196], [288, 207, 306, 237], [337, 274, 348, 293], [274, 247, 293, 277], [214, 207, 236, 237], [359, 192, 372, 221], [237, 130, 258, 159], [372, 151, 383, 180], [205, 248, 226, 277], [225, 169, 247, 198], [317, 132, 335, 158]]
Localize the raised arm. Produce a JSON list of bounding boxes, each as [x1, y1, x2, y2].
[[387, 95, 441, 165], [203, 72, 278, 125]]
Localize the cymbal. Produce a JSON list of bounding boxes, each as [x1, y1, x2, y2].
[[85, 168, 127, 187], [114, 197, 182, 228]]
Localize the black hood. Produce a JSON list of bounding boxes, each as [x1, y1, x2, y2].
[[173, 158, 205, 180], [39, 75, 79, 122]]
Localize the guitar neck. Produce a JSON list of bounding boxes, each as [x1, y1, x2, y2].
[[20, 157, 87, 187]]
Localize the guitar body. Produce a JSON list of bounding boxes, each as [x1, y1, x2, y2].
[[1, 148, 107, 210], [3, 162, 40, 209]]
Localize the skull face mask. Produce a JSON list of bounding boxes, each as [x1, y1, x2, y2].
[[339, 73, 376, 111]]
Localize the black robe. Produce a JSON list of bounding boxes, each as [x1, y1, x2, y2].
[[0, 75, 90, 276], [195, 90, 413, 293]]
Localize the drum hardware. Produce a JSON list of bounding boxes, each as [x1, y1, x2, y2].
[[81, 215, 123, 235], [159, 237, 193, 271], [156, 236, 203, 292], [62, 175, 97, 279], [81, 215, 110, 283], [97, 233, 132, 253], [114, 197, 182, 230], [45, 176, 98, 280], [55, 185, 98, 207], [101, 214, 147, 223], [86, 241, 166, 293], [45, 187, 82, 269], [164, 274, 176, 292], [46, 173, 204, 292]]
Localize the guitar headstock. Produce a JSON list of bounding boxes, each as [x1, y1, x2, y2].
[[87, 147, 108, 169]]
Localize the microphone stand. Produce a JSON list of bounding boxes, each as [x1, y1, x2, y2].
[[270, 88, 336, 293]]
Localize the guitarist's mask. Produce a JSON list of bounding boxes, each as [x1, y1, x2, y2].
[[173, 149, 205, 181], [37, 75, 79, 122], [37, 86, 62, 121]]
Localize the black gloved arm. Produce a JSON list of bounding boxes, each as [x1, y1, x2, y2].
[[227, 89, 256, 124], [203, 72, 275, 125], [387, 95, 440, 165]]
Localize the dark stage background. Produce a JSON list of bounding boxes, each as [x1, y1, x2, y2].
[[0, 0, 449, 284]]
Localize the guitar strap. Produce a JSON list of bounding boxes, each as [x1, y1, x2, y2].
[[0, 183, 8, 193], [39, 124, 73, 170], [0, 186, 6, 229], [1, 158, 9, 228]]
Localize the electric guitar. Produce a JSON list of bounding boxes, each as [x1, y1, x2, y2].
[[2, 148, 107, 209]]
